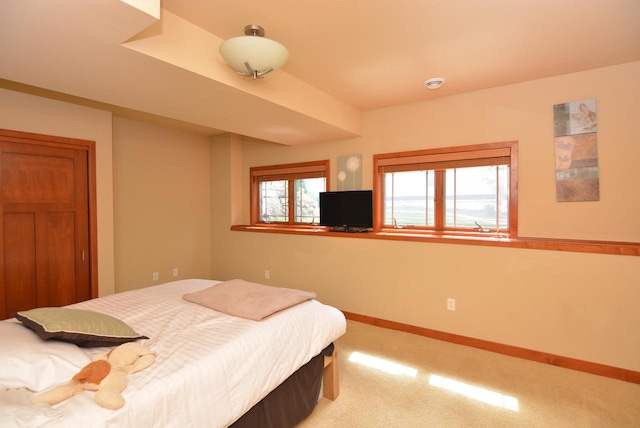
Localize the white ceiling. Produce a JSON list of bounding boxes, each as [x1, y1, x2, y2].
[[1, 0, 639, 145]]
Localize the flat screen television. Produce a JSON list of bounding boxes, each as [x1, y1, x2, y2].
[[319, 190, 373, 232]]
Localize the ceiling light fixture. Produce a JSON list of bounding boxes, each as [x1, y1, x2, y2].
[[219, 24, 289, 80], [424, 77, 445, 89]]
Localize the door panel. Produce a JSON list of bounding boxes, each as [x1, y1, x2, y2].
[[3, 213, 37, 313], [43, 212, 77, 307], [2, 153, 75, 204]]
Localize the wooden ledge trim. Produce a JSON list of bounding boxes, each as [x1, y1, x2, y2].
[[343, 311, 640, 385], [230, 225, 640, 257]]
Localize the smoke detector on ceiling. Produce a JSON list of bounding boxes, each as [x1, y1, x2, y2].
[[424, 77, 445, 90]]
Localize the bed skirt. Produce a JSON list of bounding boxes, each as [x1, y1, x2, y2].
[[230, 343, 335, 428]]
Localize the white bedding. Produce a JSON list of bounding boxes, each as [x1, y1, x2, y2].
[[0, 279, 346, 427]]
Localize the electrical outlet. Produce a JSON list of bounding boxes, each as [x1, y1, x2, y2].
[[172, 267, 179, 277], [153, 272, 159, 281], [447, 298, 456, 311], [264, 270, 270, 280]]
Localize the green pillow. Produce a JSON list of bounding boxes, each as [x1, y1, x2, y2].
[[13, 308, 148, 347]]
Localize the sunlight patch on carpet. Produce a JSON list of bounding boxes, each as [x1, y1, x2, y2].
[[349, 352, 418, 377], [429, 374, 520, 411]]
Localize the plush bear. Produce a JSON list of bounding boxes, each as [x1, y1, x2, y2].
[[33, 342, 155, 410]]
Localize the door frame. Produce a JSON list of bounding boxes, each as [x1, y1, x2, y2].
[[0, 128, 98, 298]]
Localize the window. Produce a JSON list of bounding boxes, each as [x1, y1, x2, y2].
[[250, 160, 330, 226], [374, 141, 517, 237]]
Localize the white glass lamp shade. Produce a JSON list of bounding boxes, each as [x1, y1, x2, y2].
[[219, 36, 289, 77]]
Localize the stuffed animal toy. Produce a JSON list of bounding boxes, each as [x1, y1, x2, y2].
[[33, 342, 155, 410]]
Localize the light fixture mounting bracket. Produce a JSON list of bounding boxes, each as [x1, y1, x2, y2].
[[245, 24, 265, 37]]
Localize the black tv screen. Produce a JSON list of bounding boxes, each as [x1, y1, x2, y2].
[[319, 190, 373, 231]]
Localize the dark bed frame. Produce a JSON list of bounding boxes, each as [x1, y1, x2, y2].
[[231, 343, 339, 428]]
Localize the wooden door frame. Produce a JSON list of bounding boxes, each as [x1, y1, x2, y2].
[[0, 129, 98, 299]]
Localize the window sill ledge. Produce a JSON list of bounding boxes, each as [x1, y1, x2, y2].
[[230, 225, 640, 256]]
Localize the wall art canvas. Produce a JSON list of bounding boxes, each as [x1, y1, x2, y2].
[[553, 99, 599, 202], [337, 154, 362, 190]]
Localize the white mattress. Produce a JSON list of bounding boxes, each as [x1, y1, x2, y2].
[[0, 279, 346, 427]]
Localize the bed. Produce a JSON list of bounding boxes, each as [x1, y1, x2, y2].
[[0, 279, 346, 427]]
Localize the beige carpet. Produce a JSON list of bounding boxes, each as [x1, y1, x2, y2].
[[297, 320, 640, 427]]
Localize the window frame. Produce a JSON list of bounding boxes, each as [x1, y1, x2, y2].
[[373, 141, 518, 237], [250, 160, 330, 227]]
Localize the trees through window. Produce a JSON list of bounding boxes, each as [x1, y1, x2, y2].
[[250, 160, 329, 226]]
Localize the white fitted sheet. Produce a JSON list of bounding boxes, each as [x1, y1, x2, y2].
[[0, 279, 346, 428]]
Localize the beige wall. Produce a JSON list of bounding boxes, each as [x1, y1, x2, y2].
[[0, 88, 116, 296], [211, 62, 640, 372], [112, 117, 212, 291]]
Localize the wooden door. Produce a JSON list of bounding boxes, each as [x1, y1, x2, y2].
[[0, 130, 97, 319]]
